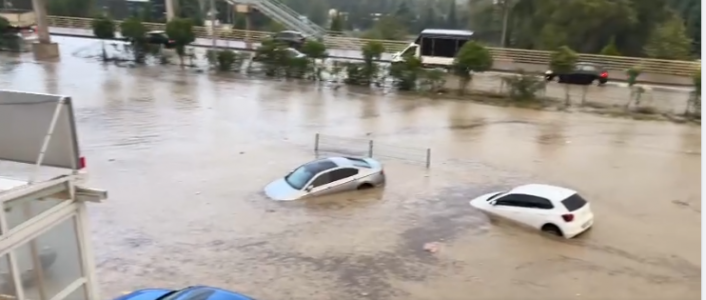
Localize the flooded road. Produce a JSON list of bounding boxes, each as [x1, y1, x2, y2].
[[0, 36, 701, 300]]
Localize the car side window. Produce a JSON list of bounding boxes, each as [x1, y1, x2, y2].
[[514, 194, 554, 209], [494, 196, 524, 207], [329, 168, 359, 182], [310, 171, 332, 188]]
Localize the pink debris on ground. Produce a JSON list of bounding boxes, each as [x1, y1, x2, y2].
[[423, 242, 441, 253]]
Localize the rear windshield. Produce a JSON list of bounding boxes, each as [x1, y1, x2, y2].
[[561, 194, 587, 211], [345, 157, 371, 168]]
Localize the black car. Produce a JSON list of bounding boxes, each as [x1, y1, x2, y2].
[[544, 62, 609, 85], [271, 30, 307, 48], [125, 31, 176, 48], [146, 31, 176, 48]]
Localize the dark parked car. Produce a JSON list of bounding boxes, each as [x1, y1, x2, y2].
[[253, 47, 306, 62], [125, 30, 176, 48], [544, 62, 609, 85], [271, 30, 307, 48], [146, 30, 176, 48]]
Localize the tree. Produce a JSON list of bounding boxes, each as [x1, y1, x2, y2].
[[625, 66, 642, 108], [446, 1, 458, 29], [395, 1, 415, 29], [91, 16, 116, 61], [120, 17, 148, 63], [301, 40, 328, 80], [643, 14, 692, 59], [600, 37, 621, 56], [46, 0, 93, 18], [389, 56, 423, 91], [358, 41, 385, 85], [452, 41, 494, 94], [166, 17, 196, 66], [0, 16, 9, 34], [497, 0, 518, 47], [549, 46, 578, 105], [301, 40, 328, 59], [330, 12, 344, 33], [686, 69, 701, 115], [366, 16, 407, 40]]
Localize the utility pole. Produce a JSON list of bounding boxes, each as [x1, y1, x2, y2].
[[209, 0, 216, 48], [165, 0, 175, 21], [499, 0, 514, 47]]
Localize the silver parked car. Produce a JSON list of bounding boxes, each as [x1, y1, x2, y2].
[[264, 156, 386, 201]]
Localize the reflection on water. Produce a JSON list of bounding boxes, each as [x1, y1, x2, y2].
[[0, 36, 700, 300]]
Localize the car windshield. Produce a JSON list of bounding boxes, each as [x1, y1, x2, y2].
[[156, 287, 216, 300], [284, 159, 337, 190], [487, 192, 505, 201], [561, 194, 587, 211]]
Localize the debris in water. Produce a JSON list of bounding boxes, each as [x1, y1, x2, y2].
[[423, 242, 441, 253]]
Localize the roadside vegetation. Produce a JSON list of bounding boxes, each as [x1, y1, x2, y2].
[[81, 16, 701, 123], [44, 0, 700, 59], [0, 16, 22, 52]]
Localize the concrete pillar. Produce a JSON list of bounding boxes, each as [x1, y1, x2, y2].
[[235, 4, 252, 49], [165, 0, 176, 20], [30, 0, 59, 59]]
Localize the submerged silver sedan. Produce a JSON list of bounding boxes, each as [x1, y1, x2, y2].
[[264, 156, 386, 201]]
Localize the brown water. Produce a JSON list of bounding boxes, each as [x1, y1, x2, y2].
[[0, 37, 701, 300]]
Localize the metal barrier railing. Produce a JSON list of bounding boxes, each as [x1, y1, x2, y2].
[[313, 133, 431, 168], [46, 16, 701, 77]]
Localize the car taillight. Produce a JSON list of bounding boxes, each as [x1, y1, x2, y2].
[[600, 71, 608, 78], [168, 39, 175, 43], [78, 156, 86, 169], [562, 214, 574, 222]]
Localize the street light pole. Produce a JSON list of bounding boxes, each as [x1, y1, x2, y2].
[[209, 0, 216, 48]]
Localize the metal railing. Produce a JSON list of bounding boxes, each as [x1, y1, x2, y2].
[[313, 134, 432, 168], [46, 16, 701, 77]]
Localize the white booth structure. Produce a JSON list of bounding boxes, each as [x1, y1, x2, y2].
[[0, 90, 107, 300]]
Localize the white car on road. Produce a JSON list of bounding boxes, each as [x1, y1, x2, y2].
[[470, 184, 594, 239]]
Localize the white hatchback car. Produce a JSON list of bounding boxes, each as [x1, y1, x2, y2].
[[470, 184, 594, 239]]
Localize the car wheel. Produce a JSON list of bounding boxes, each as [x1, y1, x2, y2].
[[357, 183, 374, 190], [541, 224, 563, 237], [598, 79, 607, 85]]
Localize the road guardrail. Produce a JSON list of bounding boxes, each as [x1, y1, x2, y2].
[[46, 16, 700, 77]]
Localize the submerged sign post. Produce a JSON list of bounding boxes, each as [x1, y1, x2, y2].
[[0, 90, 82, 178]]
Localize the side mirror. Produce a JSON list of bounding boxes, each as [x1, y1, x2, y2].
[[488, 200, 497, 206], [305, 186, 313, 192]]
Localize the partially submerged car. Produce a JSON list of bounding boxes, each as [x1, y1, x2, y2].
[[469, 184, 594, 239], [264, 156, 385, 201], [114, 285, 256, 300], [545, 62, 609, 85], [253, 47, 306, 62], [124, 30, 176, 48]]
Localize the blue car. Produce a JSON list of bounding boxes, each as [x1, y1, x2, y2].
[[114, 285, 256, 300]]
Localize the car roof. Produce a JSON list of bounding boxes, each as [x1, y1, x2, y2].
[[510, 184, 576, 201], [148, 30, 165, 34], [420, 29, 474, 37], [328, 156, 358, 167]]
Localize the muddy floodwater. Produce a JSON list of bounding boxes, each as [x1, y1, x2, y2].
[[0, 37, 701, 300]]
